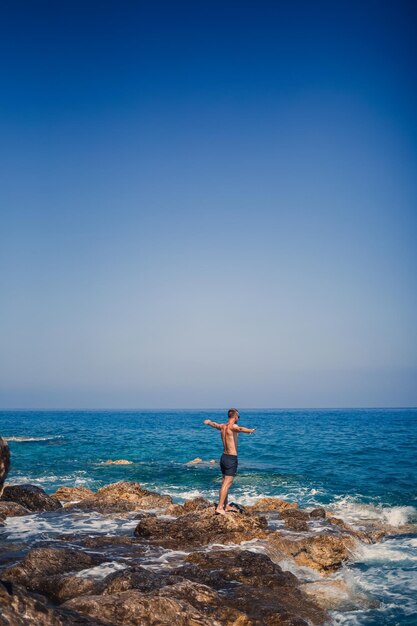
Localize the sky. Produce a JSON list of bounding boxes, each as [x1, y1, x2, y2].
[[0, 1, 416, 409]]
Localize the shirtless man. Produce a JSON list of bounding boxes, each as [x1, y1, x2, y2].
[[204, 408, 256, 515]]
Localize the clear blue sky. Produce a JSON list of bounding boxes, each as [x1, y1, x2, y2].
[[1, 1, 416, 408]]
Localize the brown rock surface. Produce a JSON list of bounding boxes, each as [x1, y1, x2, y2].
[[2, 547, 104, 590], [279, 509, 310, 532], [1, 484, 62, 512], [0, 501, 31, 517], [101, 566, 182, 595], [134, 505, 268, 548], [53, 486, 95, 502], [66, 481, 172, 513], [165, 497, 213, 516], [246, 497, 299, 512], [268, 532, 357, 574]]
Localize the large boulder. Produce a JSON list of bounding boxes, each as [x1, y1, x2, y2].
[[101, 566, 183, 595], [63, 587, 218, 626], [52, 486, 95, 502], [268, 532, 357, 574], [165, 497, 213, 516], [1, 484, 62, 512], [0, 437, 10, 497], [246, 497, 299, 513], [279, 509, 310, 532], [134, 505, 268, 549], [66, 481, 172, 513], [0, 501, 31, 518], [0, 579, 102, 625], [2, 547, 104, 591]]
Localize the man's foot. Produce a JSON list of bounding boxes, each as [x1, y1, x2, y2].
[[215, 508, 228, 515], [224, 504, 238, 512]]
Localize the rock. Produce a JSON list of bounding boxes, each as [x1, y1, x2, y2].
[[101, 566, 183, 595], [35, 574, 102, 604], [0, 437, 10, 496], [246, 497, 299, 512], [0, 579, 102, 625], [209, 460, 216, 464], [279, 509, 310, 532], [100, 459, 133, 465], [309, 508, 326, 519], [63, 589, 217, 626], [268, 532, 357, 574], [185, 457, 202, 464], [176, 550, 326, 625], [52, 486, 95, 502], [1, 484, 62, 512], [2, 547, 104, 590], [0, 501, 31, 517], [165, 497, 213, 516], [67, 481, 172, 513], [134, 505, 268, 549]]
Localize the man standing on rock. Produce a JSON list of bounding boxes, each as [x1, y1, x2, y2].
[[204, 409, 256, 515]]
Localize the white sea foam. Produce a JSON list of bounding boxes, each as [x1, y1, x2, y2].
[[77, 561, 127, 579], [4, 436, 64, 442], [1, 510, 138, 542], [327, 496, 417, 529]]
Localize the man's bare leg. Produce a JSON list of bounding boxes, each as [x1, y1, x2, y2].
[[216, 475, 234, 514]]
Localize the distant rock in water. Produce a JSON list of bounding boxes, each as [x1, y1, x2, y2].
[[0, 437, 10, 497], [1, 484, 62, 512], [186, 458, 217, 465], [99, 459, 133, 465]]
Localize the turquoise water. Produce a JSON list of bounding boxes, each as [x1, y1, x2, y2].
[[1, 408, 417, 625]]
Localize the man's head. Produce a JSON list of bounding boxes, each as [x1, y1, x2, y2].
[[227, 408, 239, 423]]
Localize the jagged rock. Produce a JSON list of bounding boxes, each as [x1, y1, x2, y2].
[[0, 438, 10, 497], [0, 579, 102, 625], [2, 547, 104, 590], [246, 497, 299, 512], [279, 509, 310, 532], [310, 508, 326, 519], [66, 481, 172, 513], [100, 460, 133, 465], [0, 501, 31, 517], [134, 505, 268, 548], [63, 588, 217, 626], [165, 497, 213, 516], [176, 550, 326, 625], [101, 566, 183, 595], [34, 574, 102, 604], [1, 484, 62, 512], [52, 486, 95, 502], [268, 532, 357, 574]]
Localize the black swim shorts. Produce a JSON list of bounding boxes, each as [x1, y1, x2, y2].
[[220, 453, 238, 476]]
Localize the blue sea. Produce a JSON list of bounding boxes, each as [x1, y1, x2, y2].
[[1, 408, 417, 625]]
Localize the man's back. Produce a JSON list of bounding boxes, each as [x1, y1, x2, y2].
[[220, 423, 238, 455]]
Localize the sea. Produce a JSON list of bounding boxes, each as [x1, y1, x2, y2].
[[1, 408, 416, 625]]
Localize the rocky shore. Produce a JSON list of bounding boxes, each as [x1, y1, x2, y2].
[[0, 437, 411, 625]]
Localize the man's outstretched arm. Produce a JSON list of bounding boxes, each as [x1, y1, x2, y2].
[[203, 419, 222, 430], [232, 425, 256, 434]]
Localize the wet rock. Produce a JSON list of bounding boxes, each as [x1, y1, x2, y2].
[[100, 459, 133, 465], [0, 500, 31, 518], [178, 550, 326, 625], [67, 481, 172, 513], [268, 532, 357, 574], [0, 579, 102, 625], [101, 566, 183, 595], [246, 497, 299, 513], [36, 574, 102, 604], [165, 497, 213, 516], [309, 508, 326, 519], [279, 510, 310, 532], [185, 457, 202, 464], [0, 437, 10, 497], [52, 486, 95, 502], [2, 547, 104, 589], [63, 589, 217, 625], [134, 505, 268, 548], [1, 484, 62, 512]]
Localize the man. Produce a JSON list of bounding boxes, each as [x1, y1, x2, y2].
[[204, 408, 256, 515]]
